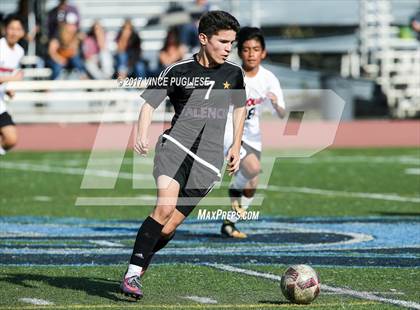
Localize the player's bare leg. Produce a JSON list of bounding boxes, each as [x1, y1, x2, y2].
[[0, 125, 17, 155], [222, 153, 260, 238]]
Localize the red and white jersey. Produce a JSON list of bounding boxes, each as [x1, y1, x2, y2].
[[224, 65, 285, 154], [0, 37, 24, 114]]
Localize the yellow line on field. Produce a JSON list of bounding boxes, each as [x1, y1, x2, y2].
[[0, 301, 378, 310]]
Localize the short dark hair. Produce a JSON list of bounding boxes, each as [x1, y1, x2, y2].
[[237, 27, 266, 55], [4, 14, 25, 29], [198, 11, 240, 38]]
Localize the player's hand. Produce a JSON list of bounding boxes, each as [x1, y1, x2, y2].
[[134, 136, 149, 156], [226, 147, 240, 176], [11, 70, 24, 82], [5, 90, 15, 98], [267, 91, 278, 107]]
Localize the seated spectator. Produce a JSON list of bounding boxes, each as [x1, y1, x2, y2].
[[115, 19, 149, 78], [155, 26, 186, 74], [410, 10, 420, 41], [47, 21, 86, 79], [14, 0, 40, 54], [47, 0, 80, 39], [179, 0, 212, 52], [82, 21, 113, 79]]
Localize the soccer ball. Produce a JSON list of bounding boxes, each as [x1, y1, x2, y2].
[[280, 264, 320, 304]]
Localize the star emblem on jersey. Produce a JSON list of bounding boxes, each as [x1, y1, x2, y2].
[[223, 81, 231, 89]]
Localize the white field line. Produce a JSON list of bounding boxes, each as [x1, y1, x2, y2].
[[19, 298, 54, 306], [208, 264, 420, 310], [221, 180, 419, 203], [286, 155, 420, 165], [33, 196, 52, 202], [2, 161, 418, 204], [323, 291, 405, 296], [405, 168, 420, 175], [0, 161, 153, 180], [88, 240, 125, 247], [32, 154, 420, 167], [182, 296, 218, 304], [266, 185, 420, 203]]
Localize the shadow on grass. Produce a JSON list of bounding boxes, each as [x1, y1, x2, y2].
[[378, 212, 420, 217], [1, 273, 130, 302], [258, 300, 290, 305]]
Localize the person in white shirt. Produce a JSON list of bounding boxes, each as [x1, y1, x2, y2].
[[0, 15, 25, 155], [222, 27, 286, 238]]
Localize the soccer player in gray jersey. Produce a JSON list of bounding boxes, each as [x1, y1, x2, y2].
[[120, 11, 247, 300]]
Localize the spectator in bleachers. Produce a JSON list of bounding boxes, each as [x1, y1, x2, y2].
[[410, 10, 420, 41], [155, 26, 186, 75], [82, 21, 113, 79], [47, 0, 80, 39], [47, 20, 86, 79], [179, 0, 212, 52], [115, 19, 149, 79], [14, 0, 40, 54]]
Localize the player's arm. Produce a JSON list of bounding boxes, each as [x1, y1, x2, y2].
[[267, 73, 286, 119], [227, 105, 246, 175], [267, 91, 286, 119], [0, 70, 24, 84], [134, 102, 155, 156]]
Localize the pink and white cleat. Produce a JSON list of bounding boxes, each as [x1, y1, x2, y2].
[[120, 274, 143, 300]]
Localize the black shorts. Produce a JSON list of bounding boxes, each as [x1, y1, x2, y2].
[[0, 112, 15, 128], [153, 135, 219, 217], [242, 141, 261, 160]]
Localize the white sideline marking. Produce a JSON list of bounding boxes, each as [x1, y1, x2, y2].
[[405, 168, 420, 175], [208, 264, 420, 310], [266, 185, 420, 203], [0, 161, 153, 180], [19, 298, 54, 306], [324, 291, 405, 296], [288, 155, 420, 165], [219, 180, 419, 203], [59, 155, 419, 166], [3, 160, 418, 204], [62, 158, 154, 166], [182, 296, 218, 304], [88, 240, 124, 247], [33, 196, 52, 202]]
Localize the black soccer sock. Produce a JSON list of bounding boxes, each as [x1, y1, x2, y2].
[[229, 187, 243, 199], [153, 232, 175, 253], [130, 216, 164, 267]]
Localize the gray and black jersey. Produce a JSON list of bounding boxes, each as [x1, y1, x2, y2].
[[141, 55, 246, 176]]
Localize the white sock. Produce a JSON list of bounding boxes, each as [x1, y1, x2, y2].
[[231, 170, 249, 189], [125, 264, 142, 279], [0, 146, 6, 156], [240, 195, 254, 211], [227, 211, 240, 223]]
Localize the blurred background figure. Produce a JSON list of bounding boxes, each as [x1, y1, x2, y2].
[[115, 19, 149, 79], [13, 0, 40, 54], [155, 26, 186, 75], [179, 0, 212, 52], [410, 9, 420, 41], [82, 21, 113, 79], [47, 0, 80, 39], [47, 19, 86, 79]]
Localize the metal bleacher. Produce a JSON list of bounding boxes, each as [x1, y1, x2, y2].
[[359, 0, 420, 117]]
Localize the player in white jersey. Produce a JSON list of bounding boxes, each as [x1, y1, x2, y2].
[[222, 27, 286, 238], [0, 15, 25, 155]]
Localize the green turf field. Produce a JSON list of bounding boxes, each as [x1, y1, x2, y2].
[[0, 147, 419, 309]]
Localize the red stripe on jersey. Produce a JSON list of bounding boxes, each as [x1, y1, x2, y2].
[[0, 67, 14, 73]]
